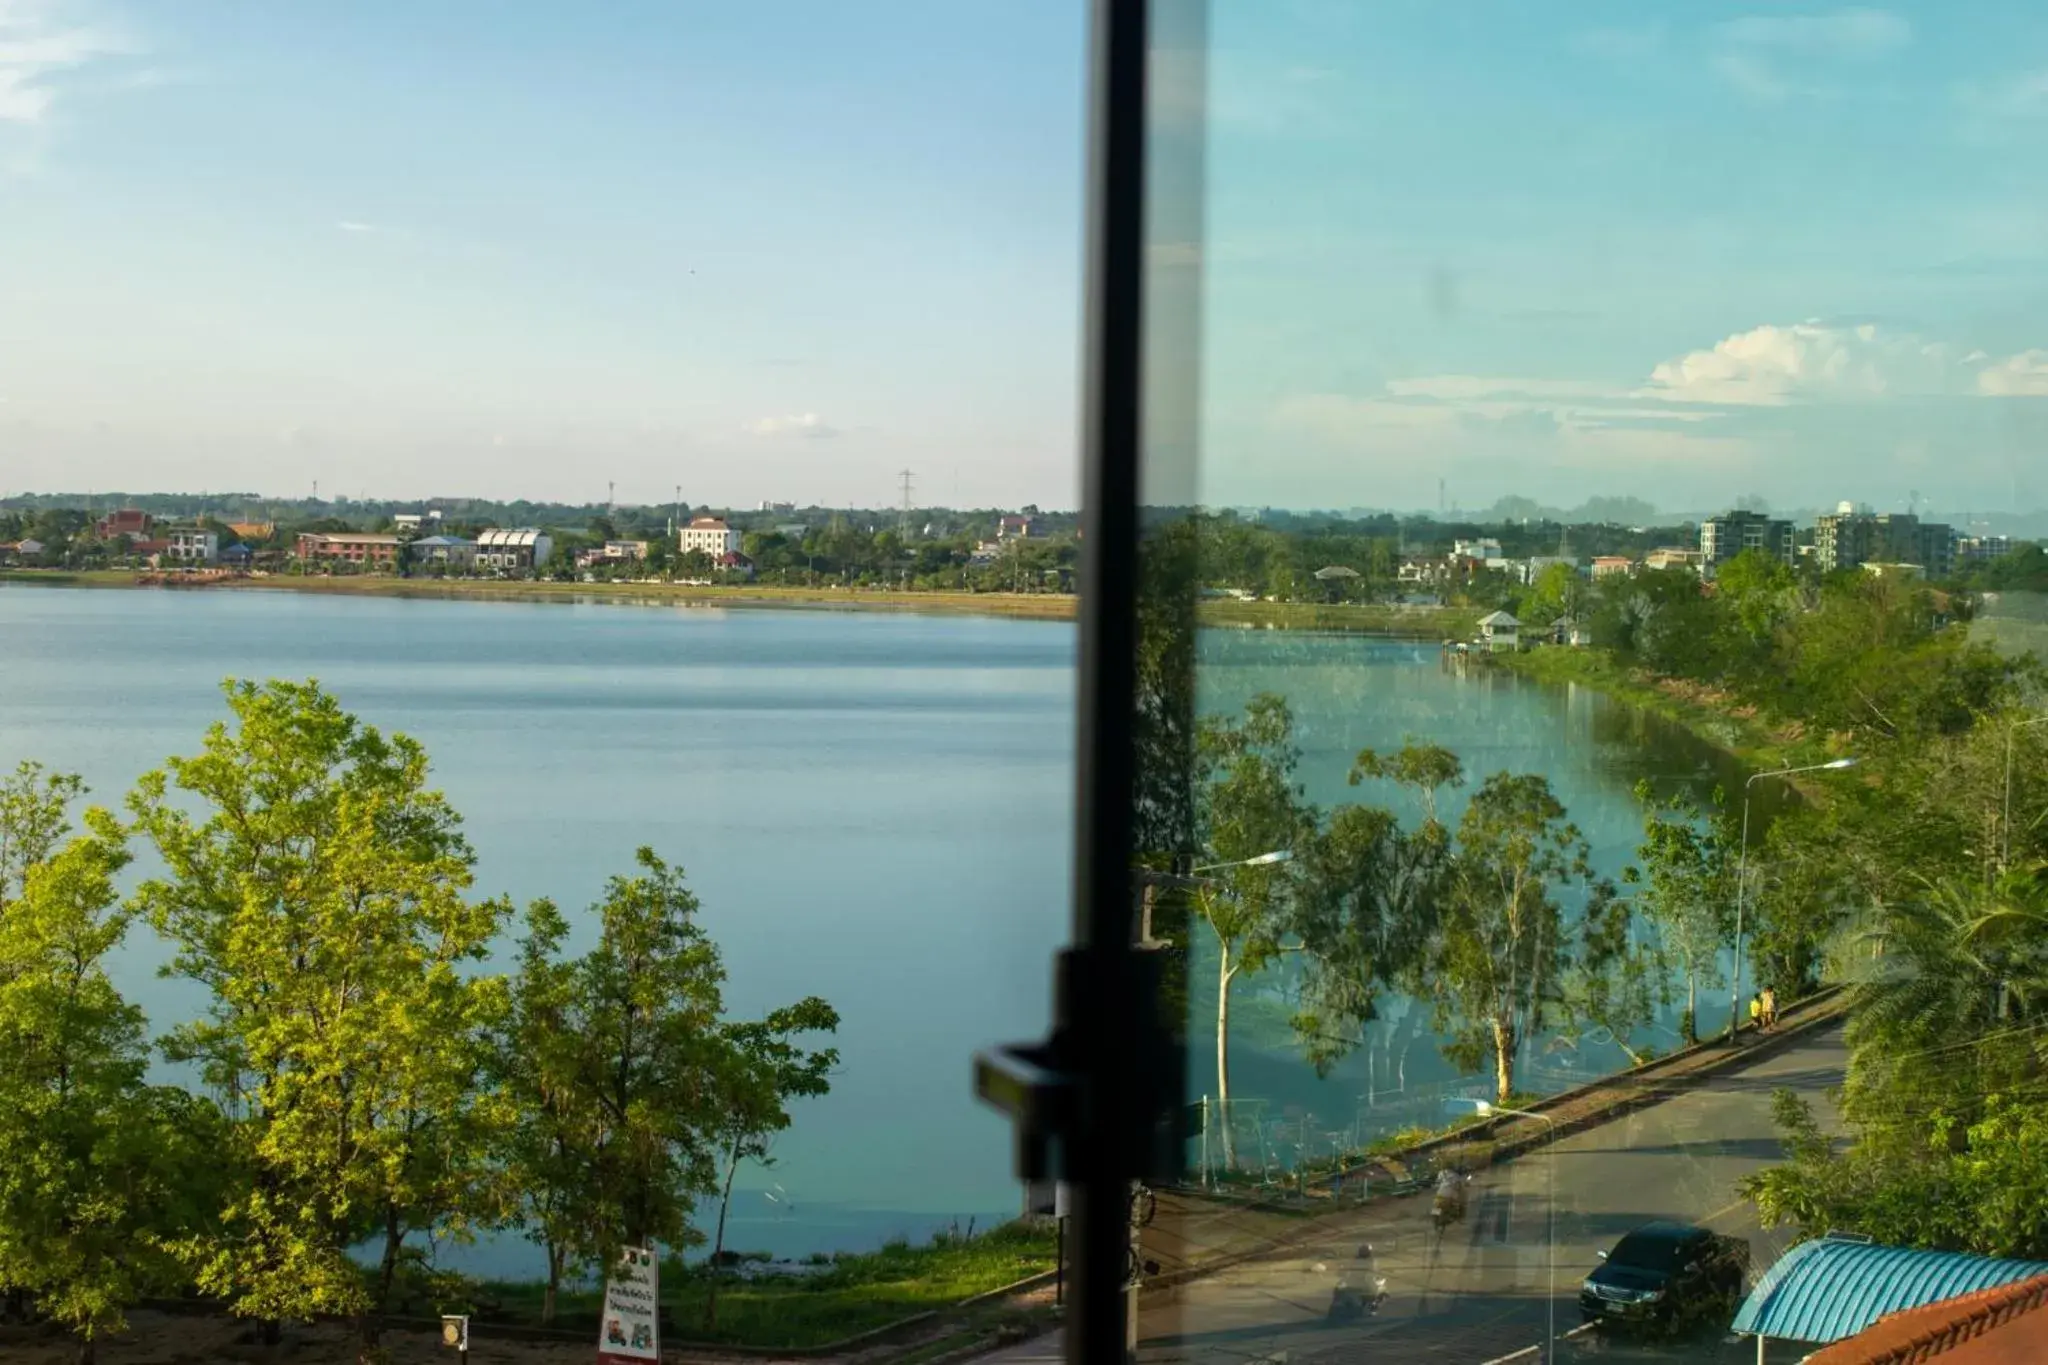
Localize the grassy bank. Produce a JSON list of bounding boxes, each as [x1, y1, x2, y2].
[[1494, 644, 1807, 771], [1, 569, 1474, 636], [472, 1220, 1057, 1350]]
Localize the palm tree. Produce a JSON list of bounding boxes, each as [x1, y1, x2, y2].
[[1845, 867, 2048, 1142]]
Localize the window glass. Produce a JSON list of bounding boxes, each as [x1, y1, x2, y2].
[[1136, 5, 2046, 1365], [0, 5, 1089, 1360]]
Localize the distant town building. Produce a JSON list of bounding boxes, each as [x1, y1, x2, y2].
[[774, 523, 809, 539], [1644, 547, 1706, 574], [997, 514, 1040, 541], [392, 511, 444, 532], [1591, 555, 1636, 579], [95, 508, 152, 542], [759, 500, 796, 514], [228, 521, 275, 543], [575, 540, 650, 570], [1959, 535, 2013, 564], [474, 528, 553, 571], [296, 532, 402, 567], [1452, 537, 1504, 561], [409, 534, 477, 568], [219, 542, 255, 568], [1815, 508, 1955, 578], [679, 516, 742, 559], [165, 528, 219, 564], [1476, 610, 1522, 653], [1700, 510, 1796, 570]]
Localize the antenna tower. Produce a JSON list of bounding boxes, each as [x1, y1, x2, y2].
[[898, 469, 915, 536]]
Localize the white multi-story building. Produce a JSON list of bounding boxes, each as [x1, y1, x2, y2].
[[165, 528, 218, 563], [1452, 538, 1504, 562], [475, 528, 553, 571], [679, 517, 742, 559]]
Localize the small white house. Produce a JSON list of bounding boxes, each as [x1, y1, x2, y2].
[[1477, 610, 1522, 653], [166, 528, 219, 564]]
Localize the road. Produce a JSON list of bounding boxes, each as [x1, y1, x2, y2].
[[987, 1024, 1846, 1365]]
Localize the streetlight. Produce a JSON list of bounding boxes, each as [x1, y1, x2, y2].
[[2005, 715, 2048, 871], [1444, 1098, 1556, 1364], [1731, 758, 1859, 1040]]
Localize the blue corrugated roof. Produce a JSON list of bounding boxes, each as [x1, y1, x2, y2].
[[1734, 1237, 2048, 1344]]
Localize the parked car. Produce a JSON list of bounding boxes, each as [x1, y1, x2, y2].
[[1578, 1221, 1749, 1333]]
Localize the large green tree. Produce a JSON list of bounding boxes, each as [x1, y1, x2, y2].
[[1623, 785, 1735, 1042], [503, 849, 731, 1279], [702, 998, 840, 1332], [127, 680, 510, 1354], [1194, 695, 1313, 1167], [0, 778, 221, 1363], [1429, 772, 1595, 1103]]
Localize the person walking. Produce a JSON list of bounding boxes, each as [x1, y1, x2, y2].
[[1760, 985, 1777, 1032], [1748, 993, 1763, 1034]]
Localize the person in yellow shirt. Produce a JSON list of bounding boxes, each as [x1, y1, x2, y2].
[[1748, 994, 1763, 1032]]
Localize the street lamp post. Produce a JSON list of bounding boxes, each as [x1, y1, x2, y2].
[[1730, 758, 1858, 1041], [2004, 715, 2048, 872], [1445, 1099, 1556, 1363]]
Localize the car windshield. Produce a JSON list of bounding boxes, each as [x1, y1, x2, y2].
[[1608, 1232, 1696, 1274]]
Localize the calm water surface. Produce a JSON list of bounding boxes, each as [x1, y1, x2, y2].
[[0, 586, 1744, 1268]]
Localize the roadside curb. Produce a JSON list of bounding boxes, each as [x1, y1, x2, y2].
[[1138, 990, 1848, 1297]]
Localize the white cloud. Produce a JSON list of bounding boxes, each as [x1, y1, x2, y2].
[[336, 219, 379, 234], [1709, 9, 1908, 102], [746, 413, 840, 439], [1959, 67, 2048, 121], [1976, 350, 2048, 397], [1717, 9, 1911, 58], [1639, 321, 1957, 405], [0, 0, 132, 125], [1384, 376, 1617, 403]]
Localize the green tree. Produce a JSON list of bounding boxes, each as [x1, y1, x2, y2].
[[702, 997, 840, 1332], [1429, 773, 1594, 1103], [127, 680, 510, 1354], [1744, 1088, 2048, 1260], [1622, 785, 1734, 1042], [1194, 696, 1312, 1166], [0, 783, 221, 1362], [1524, 561, 1585, 625], [497, 897, 588, 1326], [1840, 868, 2048, 1147], [513, 850, 730, 1273], [1, 760, 87, 912], [1560, 883, 1667, 1066]]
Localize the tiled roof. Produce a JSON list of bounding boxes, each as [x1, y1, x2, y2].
[[1804, 1274, 2048, 1365]]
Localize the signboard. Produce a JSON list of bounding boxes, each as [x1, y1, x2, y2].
[[595, 1246, 660, 1364]]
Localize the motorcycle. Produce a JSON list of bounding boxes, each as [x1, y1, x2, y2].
[[1325, 1244, 1389, 1322], [1431, 1174, 1470, 1234]]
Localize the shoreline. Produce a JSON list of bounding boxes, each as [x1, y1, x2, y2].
[[1490, 644, 1806, 772], [0, 569, 1479, 637]]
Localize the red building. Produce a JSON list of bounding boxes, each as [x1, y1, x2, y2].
[[95, 508, 153, 541]]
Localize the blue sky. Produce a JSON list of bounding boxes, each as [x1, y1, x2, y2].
[[4, 2, 2047, 515]]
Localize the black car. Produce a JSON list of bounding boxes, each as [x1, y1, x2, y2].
[[1578, 1221, 1749, 1333]]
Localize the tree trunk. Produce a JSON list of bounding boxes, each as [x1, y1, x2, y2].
[[1491, 1015, 1516, 1105], [1685, 971, 1698, 1043], [76, 1337, 95, 1365], [706, 1139, 742, 1332], [543, 1243, 564, 1327], [1217, 949, 1237, 1171]]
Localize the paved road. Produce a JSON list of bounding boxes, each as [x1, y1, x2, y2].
[[987, 1025, 1846, 1365]]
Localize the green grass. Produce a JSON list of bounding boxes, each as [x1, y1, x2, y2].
[[1494, 645, 1808, 770], [469, 1220, 1058, 1350], [1197, 599, 1479, 638]]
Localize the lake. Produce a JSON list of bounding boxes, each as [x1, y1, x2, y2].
[[0, 585, 1742, 1268]]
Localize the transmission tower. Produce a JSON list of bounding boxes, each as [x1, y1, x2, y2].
[[898, 469, 915, 537]]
